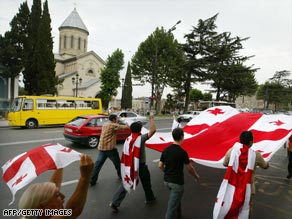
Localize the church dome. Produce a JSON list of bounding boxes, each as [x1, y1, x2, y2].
[[59, 8, 89, 35]]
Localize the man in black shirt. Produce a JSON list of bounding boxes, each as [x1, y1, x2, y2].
[[159, 128, 200, 219]]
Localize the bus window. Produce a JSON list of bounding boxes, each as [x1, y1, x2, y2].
[[23, 99, 33, 110], [36, 99, 46, 109], [91, 101, 99, 109], [75, 100, 87, 109], [46, 99, 57, 109]]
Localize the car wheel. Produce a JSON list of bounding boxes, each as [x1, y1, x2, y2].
[[26, 119, 38, 129], [88, 136, 99, 148]]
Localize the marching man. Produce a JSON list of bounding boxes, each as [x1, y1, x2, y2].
[[213, 131, 269, 219]]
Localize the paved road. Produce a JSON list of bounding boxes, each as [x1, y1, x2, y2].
[[0, 121, 291, 219]]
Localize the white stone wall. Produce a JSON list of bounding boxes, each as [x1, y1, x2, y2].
[[59, 28, 88, 57]]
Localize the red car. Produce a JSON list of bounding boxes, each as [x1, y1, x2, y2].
[[63, 114, 131, 148]]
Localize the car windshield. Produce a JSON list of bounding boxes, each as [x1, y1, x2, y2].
[[68, 117, 87, 126]]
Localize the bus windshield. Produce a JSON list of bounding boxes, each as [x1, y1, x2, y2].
[[10, 97, 23, 112]]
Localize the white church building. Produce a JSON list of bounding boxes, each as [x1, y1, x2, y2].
[[55, 8, 105, 98]]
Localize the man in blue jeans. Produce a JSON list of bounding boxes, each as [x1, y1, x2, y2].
[[90, 114, 129, 186], [159, 128, 200, 219]]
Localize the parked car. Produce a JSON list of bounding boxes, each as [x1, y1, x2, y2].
[[112, 111, 148, 125], [178, 111, 201, 122], [63, 114, 131, 148]]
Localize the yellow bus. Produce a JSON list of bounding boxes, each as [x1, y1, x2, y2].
[[8, 96, 103, 128]]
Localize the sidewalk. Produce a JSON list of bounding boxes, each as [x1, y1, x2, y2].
[[0, 119, 8, 127]]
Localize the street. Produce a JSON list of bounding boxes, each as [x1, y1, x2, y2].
[[0, 119, 291, 219]]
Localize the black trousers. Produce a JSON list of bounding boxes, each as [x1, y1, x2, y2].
[[139, 163, 155, 201], [288, 150, 292, 175]]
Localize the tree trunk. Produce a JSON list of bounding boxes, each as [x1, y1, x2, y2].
[[9, 76, 16, 106]]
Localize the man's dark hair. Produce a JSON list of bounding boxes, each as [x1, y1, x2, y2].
[[172, 128, 184, 142], [109, 114, 117, 121], [240, 131, 253, 146], [130, 121, 142, 133]]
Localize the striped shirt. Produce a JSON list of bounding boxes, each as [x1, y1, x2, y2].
[[98, 121, 128, 151]]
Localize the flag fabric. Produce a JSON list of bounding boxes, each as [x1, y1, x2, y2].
[[145, 106, 292, 168], [120, 133, 141, 192], [1, 143, 81, 205], [213, 143, 256, 219]]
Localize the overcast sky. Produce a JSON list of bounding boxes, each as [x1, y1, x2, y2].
[[1, 0, 292, 98]]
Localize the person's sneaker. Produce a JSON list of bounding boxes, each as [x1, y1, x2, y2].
[[145, 197, 157, 205], [109, 202, 119, 213], [287, 174, 292, 179]]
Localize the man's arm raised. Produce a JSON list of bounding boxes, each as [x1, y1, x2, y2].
[[148, 115, 156, 138]]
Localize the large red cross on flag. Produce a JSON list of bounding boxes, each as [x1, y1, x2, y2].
[[121, 133, 141, 193], [145, 106, 292, 168], [1, 143, 80, 205], [213, 143, 256, 219]]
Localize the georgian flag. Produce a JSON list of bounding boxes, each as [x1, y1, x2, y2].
[[145, 106, 292, 168], [2, 143, 80, 205], [213, 143, 256, 219], [121, 133, 141, 193]]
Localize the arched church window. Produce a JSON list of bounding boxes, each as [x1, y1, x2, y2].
[[71, 35, 74, 49], [87, 69, 94, 75], [84, 39, 86, 51], [78, 37, 81, 50]]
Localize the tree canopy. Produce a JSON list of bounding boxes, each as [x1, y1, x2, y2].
[[0, 1, 29, 102], [97, 49, 124, 109], [131, 27, 184, 113], [121, 62, 132, 110]]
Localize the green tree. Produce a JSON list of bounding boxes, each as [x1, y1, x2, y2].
[[34, 0, 57, 95], [182, 14, 219, 112], [23, 0, 42, 94], [97, 49, 124, 109], [189, 88, 204, 103], [202, 92, 213, 101], [0, 1, 29, 102], [218, 62, 258, 102], [257, 70, 292, 110], [121, 62, 132, 110], [205, 30, 258, 101], [131, 27, 184, 113], [270, 70, 291, 86], [163, 93, 177, 112]]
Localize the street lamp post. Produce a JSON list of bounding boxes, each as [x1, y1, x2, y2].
[[167, 20, 181, 33], [72, 73, 82, 97]]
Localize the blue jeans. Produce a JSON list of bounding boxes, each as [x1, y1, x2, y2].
[[164, 182, 184, 219], [91, 148, 121, 184], [112, 184, 127, 207]]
